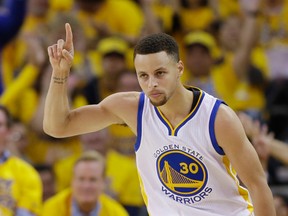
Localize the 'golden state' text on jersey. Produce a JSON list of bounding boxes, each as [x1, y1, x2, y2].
[[135, 88, 253, 216]]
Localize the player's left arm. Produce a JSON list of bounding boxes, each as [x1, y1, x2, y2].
[[215, 104, 276, 216]]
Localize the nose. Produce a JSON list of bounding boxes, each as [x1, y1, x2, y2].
[[148, 76, 158, 89]]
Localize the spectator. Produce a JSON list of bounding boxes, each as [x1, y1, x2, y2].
[[53, 129, 111, 192], [84, 36, 131, 102], [54, 129, 145, 216], [42, 151, 129, 216], [182, 30, 220, 97], [177, 0, 215, 34], [0, 105, 42, 216], [212, 0, 268, 120], [34, 164, 56, 202], [6, 120, 31, 162]]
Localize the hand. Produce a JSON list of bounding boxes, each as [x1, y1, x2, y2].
[[238, 112, 259, 137], [47, 23, 74, 73], [251, 123, 274, 171], [252, 124, 273, 161]]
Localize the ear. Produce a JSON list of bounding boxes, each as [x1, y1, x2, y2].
[[177, 60, 184, 77]]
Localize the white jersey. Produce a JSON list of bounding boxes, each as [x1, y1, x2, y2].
[[135, 88, 253, 216]]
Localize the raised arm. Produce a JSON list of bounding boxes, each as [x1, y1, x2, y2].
[[44, 23, 138, 138], [215, 105, 276, 216], [233, 0, 261, 81]]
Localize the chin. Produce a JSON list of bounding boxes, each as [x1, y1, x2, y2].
[[77, 195, 98, 205], [79, 199, 98, 207], [150, 99, 167, 107]]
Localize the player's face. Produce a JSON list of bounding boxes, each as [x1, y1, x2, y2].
[[72, 161, 105, 209], [135, 51, 183, 106]]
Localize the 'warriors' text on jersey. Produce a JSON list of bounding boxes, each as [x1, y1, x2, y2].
[[135, 88, 253, 216]]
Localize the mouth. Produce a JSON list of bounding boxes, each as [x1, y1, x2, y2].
[[149, 91, 162, 99]]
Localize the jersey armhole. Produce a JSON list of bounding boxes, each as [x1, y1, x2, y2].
[[135, 92, 145, 152], [209, 99, 226, 155]]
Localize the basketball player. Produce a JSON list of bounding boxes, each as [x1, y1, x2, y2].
[[44, 23, 276, 216]]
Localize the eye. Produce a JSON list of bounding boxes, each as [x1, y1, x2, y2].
[[138, 73, 148, 79], [155, 71, 165, 77]]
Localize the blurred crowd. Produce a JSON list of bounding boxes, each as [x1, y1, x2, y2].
[[1, 0, 288, 215]]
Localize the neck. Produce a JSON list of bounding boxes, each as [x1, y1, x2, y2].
[[78, 202, 97, 214], [158, 85, 193, 127]]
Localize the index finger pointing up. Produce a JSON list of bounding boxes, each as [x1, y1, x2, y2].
[[65, 23, 73, 48]]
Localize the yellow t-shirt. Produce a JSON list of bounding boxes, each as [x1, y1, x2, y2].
[[49, 0, 73, 11], [1, 39, 28, 88], [179, 7, 215, 33], [76, 0, 144, 40], [0, 64, 39, 108], [42, 189, 129, 216], [217, 0, 240, 19], [0, 156, 42, 216], [106, 150, 143, 206], [108, 124, 136, 155], [212, 51, 267, 111], [152, 1, 174, 32], [24, 132, 82, 165]]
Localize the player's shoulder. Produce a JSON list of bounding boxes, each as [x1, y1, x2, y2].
[[214, 103, 243, 133]]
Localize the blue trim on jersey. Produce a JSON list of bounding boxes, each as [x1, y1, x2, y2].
[[154, 107, 172, 135], [174, 91, 205, 136], [135, 92, 145, 152], [154, 90, 206, 136], [209, 99, 225, 155]]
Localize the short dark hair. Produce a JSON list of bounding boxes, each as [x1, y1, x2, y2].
[[133, 32, 180, 62]]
